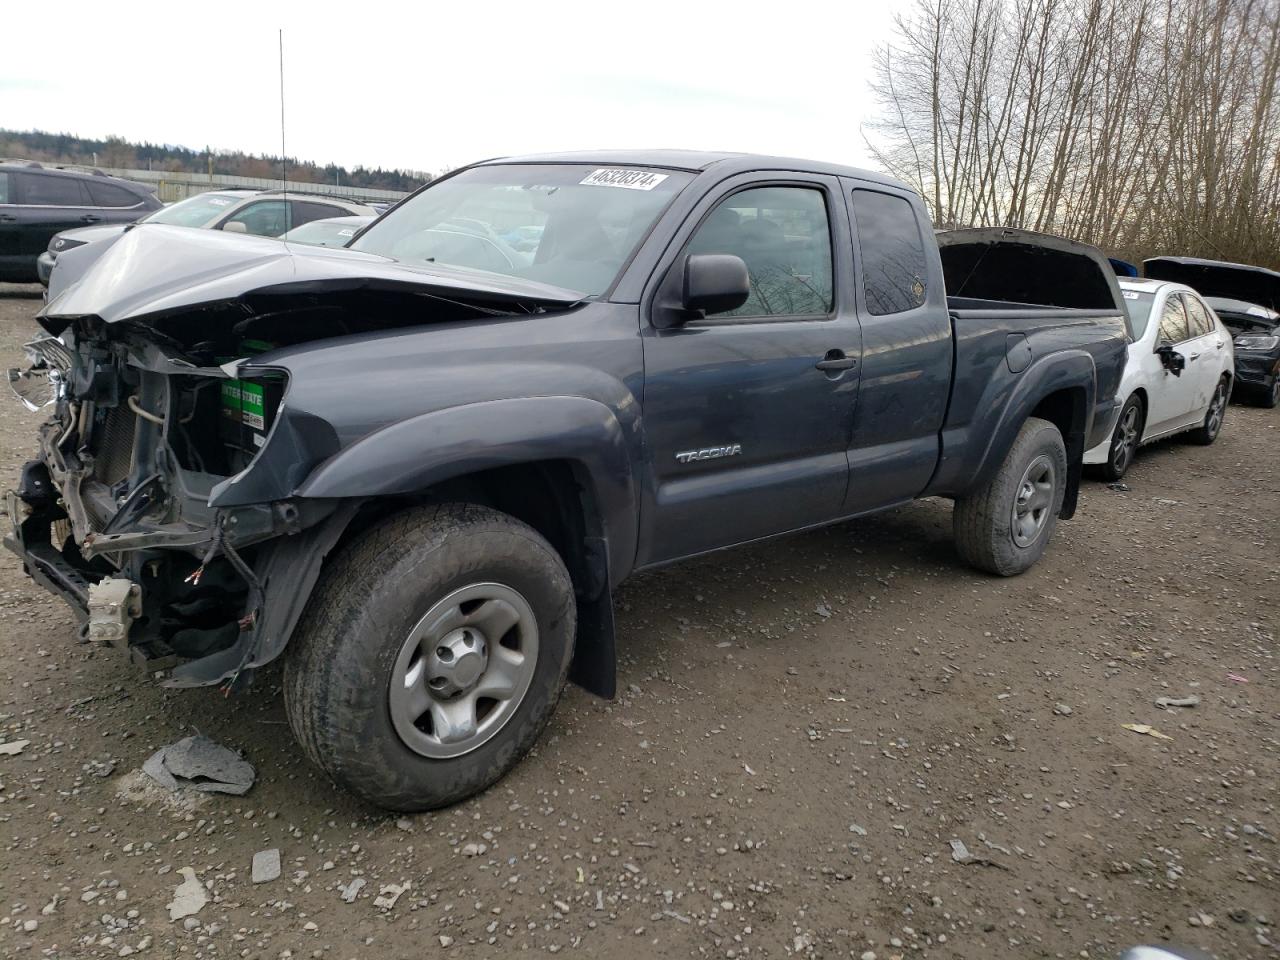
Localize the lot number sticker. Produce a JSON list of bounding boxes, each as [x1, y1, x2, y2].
[[580, 168, 669, 191]]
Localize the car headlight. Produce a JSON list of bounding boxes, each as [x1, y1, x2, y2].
[[49, 236, 87, 254], [1234, 335, 1279, 351]]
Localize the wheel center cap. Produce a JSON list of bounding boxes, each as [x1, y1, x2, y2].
[[431, 628, 489, 694], [451, 648, 486, 688]]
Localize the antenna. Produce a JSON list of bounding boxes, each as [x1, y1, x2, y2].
[[278, 28, 287, 199]]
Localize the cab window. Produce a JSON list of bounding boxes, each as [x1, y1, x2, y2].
[[685, 185, 833, 318], [1157, 295, 1190, 344], [851, 189, 928, 315]]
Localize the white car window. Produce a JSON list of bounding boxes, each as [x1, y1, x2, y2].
[[1184, 294, 1215, 338], [1157, 296, 1190, 345]]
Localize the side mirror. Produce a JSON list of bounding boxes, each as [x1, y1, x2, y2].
[[222, 221, 248, 234], [683, 254, 750, 317], [1156, 344, 1185, 377]]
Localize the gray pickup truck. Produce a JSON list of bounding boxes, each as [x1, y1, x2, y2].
[[5, 151, 1128, 810]]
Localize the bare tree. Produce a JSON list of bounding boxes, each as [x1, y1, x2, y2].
[[868, 0, 1280, 269]]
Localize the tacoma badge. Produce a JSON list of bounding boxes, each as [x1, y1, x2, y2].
[[675, 444, 742, 464]]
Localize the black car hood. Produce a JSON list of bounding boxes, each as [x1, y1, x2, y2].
[[39, 224, 585, 333], [1144, 257, 1280, 312]]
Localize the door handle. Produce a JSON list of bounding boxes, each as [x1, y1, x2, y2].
[[80, 214, 102, 223], [0, 214, 16, 222], [1189, 353, 1201, 361], [1215, 340, 1225, 349], [815, 350, 857, 372]]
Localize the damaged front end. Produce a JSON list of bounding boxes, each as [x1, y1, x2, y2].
[[4, 324, 350, 689], [4, 224, 583, 691]]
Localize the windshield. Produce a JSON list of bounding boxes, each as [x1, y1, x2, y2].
[[283, 218, 370, 247], [1121, 289, 1157, 339], [142, 192, 245, 228], [350, 164, 693, 295]]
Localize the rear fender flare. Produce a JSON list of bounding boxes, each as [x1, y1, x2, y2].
[[942, 351, 1096, 515]]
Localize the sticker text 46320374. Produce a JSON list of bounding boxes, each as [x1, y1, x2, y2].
[[579, 168, 669, 191]]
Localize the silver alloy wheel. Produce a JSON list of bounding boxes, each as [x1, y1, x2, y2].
[[388, 582, 539, 760], [1010, 454, 1055, 548], [1206, 382, 1226, 437], [1111, 404, 1140, 474]]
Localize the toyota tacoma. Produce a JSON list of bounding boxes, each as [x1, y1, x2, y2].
[[5, 151, 1129, 810]]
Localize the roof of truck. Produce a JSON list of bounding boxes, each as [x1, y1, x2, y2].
[[476, 149, 909, 188]]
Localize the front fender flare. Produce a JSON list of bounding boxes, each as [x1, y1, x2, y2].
[[296, 396, 637, 578]]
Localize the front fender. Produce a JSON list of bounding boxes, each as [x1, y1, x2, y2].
[[296, 396, 637, 577], [929, 350, 1096, 506]]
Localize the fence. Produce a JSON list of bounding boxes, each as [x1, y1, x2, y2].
[[101, 167, 412, 204]]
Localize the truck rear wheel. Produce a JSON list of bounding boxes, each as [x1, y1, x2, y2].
[[284, 503, 576, 811], [953, 417, 1067, 576]]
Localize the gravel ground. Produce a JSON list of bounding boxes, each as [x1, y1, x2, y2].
[[0, 283, 1275, 960]]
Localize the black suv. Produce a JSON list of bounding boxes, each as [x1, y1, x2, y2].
[[0, 161, 161, 283]]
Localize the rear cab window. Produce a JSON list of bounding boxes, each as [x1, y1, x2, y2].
[[850, 189, 928, 315], [0, 172, 9, 204]]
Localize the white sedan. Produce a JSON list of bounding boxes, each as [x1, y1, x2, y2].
[[1084, 278, 1235, 480]]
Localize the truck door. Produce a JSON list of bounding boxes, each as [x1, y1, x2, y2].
[[840, 183, 953, 513], [638, 176, 861, 565]]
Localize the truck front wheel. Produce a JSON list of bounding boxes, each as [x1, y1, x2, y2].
[[953, 417, 1067, 576], [284, 503, 576, 811]]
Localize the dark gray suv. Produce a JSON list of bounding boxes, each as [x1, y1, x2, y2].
[[0, 161, 161, 283]]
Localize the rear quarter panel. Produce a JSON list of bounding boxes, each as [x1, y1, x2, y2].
[[926, 307, 1128, 497]]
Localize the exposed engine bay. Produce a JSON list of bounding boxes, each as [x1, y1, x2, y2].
[[4, 322, 332, 689]]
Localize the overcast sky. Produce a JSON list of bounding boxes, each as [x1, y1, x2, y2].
[[3, 0, 903, 176]]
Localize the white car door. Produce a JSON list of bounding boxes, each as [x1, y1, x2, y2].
[[1146, 292, 1199, 434], [1183, 293, 1228, 410]]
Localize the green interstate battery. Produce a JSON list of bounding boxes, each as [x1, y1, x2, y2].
[[218, 341, 284, 455]]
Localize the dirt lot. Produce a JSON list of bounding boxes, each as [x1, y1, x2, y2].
[[0, 284, 1274, 960]]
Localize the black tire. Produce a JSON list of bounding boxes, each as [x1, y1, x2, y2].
[[954, 416, 1068, 576], [1188, 376, 1229, 444], [284, 503, 576, 812], [1098, 394, 1143, 482]]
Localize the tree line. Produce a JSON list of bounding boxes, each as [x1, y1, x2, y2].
[[0, 129, 432, 193], [868, 0, 1280, 269]]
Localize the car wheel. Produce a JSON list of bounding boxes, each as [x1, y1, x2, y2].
[[284, 503, 576, 811], [1099, 395, 1143, 481], [1189, 377, 1229, 444], [953, 416, 1068, 576]]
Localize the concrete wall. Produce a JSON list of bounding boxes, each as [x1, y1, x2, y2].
[[102, 167, 411, 203]]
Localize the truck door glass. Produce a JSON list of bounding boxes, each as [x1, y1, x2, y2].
[[1157, 296, 1190, 344], [0, 172, 9, 204], [685, 186, 833, 318], [850, 189, 928, 315]]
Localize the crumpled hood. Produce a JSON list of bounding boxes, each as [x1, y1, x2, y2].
[[39, 223, 585, 330], [1144, 256, 1280, 312]]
